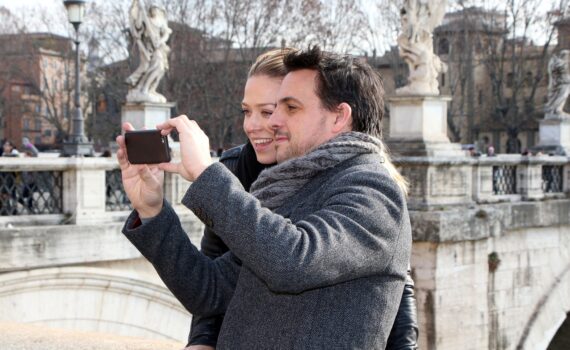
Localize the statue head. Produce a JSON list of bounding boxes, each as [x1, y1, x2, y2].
[[148, 5, 166, 19]]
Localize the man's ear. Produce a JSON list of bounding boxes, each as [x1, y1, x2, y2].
[[332, 102, 353, 133]]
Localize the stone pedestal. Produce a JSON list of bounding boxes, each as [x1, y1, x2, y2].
[[387, 95, 464, 157], [121, 102, 175, 130], [62, 159, 108, 224], [537, 116, 570, 155]]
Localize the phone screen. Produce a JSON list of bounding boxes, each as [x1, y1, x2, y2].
[[125, 130, 171, 164]]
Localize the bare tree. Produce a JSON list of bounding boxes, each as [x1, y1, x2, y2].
[[437, 0, 569, 152]]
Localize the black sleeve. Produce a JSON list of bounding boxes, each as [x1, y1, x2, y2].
[[386, 272, 419, 350], [187, 226, 232, 347]]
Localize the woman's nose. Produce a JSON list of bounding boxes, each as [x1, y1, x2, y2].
[[245, 114, 263, 132]]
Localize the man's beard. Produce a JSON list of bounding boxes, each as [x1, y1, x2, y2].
[[275, 115, 328, 163]]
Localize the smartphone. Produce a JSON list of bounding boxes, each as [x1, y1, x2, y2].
[[125, 129, 171, 164]]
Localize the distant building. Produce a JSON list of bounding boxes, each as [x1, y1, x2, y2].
[[0, 32, 87, 150]]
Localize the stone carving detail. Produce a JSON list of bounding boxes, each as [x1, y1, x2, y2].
[[544, 50, 570, 118], [126, 0, 172, 104], [396, 0, 448, 96]]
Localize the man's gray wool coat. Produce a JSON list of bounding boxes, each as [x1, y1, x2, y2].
[[123, 152, 412, 350]]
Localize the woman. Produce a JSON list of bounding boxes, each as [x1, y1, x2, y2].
[[2, 140, 20, 157], [186, 49, 418, 350]]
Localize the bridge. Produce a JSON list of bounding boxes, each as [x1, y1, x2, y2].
[[0, 154, 569, 349]]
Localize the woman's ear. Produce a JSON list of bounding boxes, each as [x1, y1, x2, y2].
[[332, 102, 353, 133]]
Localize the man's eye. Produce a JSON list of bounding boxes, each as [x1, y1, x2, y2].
[[287, 105, 297, 111]]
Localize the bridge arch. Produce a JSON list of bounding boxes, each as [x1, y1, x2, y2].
[[0, 266, 191, 342], [516, 263, 570, 350]]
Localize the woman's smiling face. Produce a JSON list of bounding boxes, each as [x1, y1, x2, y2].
[[241, 74, 282, 164]]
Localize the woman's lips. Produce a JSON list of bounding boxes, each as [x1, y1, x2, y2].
[[251, 138, 273, 151]]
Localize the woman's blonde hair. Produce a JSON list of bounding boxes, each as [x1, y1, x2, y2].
[[379, 145, 409, 196], [248, 48, 297, 78]]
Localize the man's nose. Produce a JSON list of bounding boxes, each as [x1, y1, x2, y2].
[[269, 105, 284, 130]]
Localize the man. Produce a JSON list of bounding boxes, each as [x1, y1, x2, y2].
[[118, 47, 412, 349]]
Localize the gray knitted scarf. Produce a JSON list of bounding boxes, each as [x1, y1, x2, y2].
[[250, 131, 385, 210]]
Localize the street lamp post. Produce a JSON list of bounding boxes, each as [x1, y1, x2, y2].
[[62, 0, 93, 157]]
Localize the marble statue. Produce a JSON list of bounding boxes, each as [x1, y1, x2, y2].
[[125, 0, 172, 104], [545, 50, 570, 118], [396, 0, 448, 95]]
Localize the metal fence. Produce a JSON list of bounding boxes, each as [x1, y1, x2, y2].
[[492, 165, 517, 195], [105, 169, 131, 211], [0, 171, 63, 215], [542, 165, 564, 193]]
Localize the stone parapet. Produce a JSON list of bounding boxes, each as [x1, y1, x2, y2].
[[410, 199, 570, 243], [0, 214, 203, 273], [394, 154, 570, 211], [0, 157, 191, 226]]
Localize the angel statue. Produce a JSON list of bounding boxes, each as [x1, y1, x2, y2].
[[396, 0, 448, 95], [125, 0, 172, 104], [544, 50, 570, 118]]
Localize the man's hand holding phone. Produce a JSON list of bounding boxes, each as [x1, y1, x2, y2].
[[156, 115, 213, 182], [116, 123, 165, 219]]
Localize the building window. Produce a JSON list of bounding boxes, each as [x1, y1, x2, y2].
[[35, 105, 41, 113], [35, 119, 42, 131], [506, 73, 514, 88], [44, 129, 52, 137], [395, 74, 406, 88], [438, 38, 450, 55], [96, 94, 107, 113], [35, 136, 41, 145], [23, 119, 30, 130], [525, 71, 533, 87], [478, 90, 483, 105]]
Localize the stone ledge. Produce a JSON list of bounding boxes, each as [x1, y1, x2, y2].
[[0, 321, 183, 350], [0, 213, 203, 272], [410, 199, 570, 242]]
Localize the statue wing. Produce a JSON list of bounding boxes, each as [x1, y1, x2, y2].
[[129, 0, 145, 38], [427, 0, 447, 31]]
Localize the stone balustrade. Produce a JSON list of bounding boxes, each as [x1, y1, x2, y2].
[[394, 154, 570, 211], [1, 153, 569, 348], [0, 156, 191, 226]]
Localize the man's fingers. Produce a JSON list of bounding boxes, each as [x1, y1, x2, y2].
[[158, 162, 180, 174], [122, 122, 135, 132], [117, 148, 129, 170], [160, 126, 175, 136], [156, 115, 193, 133], [138, 165, 159, 186], [116, 134, 126, 148]]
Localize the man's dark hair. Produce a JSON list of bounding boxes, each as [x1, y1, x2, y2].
[[283, 46, 385, 138]]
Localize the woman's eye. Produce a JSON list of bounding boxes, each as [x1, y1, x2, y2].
[[242, 109, 251, 116], [261, 110, 274, 118]]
